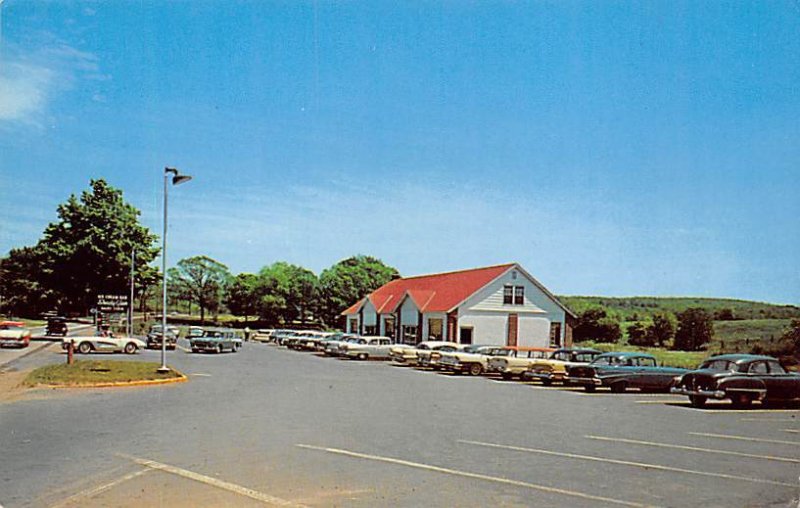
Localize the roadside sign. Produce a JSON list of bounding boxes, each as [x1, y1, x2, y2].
[[97, 294, 129, 313]]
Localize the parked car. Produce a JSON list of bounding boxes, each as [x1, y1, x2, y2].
[[671, 354, 800, 408], [518, 348, 603, 384], [324, 335, 361, 356], [46, 316, 69, 337], [274, 330, 299, 347], [62, 333, 145, 354], [439, 345, 514, 376], [484, 347, 557, 380], [567, 352, 687, 392], [390, 341, 459, 366], [146, 324, 179, 350], [190, 328, 243, 353], [342, 336, 394, 360], [0, 321, 32, 348], [251, 329, 275, 343], [187, 326, 205, 339], [418, 343, 467, 369]]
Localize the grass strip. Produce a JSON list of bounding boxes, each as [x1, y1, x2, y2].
[[24, 360, 183, 387]]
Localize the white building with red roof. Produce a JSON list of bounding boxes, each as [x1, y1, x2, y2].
[[341, 263, 576, 348]]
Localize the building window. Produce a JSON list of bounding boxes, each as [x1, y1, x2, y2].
[[511, 270, 517, 279], [549, 322, 562, 348], [514, 286, 524, 305], [384, 317, 395, 338], [349, 319, 358, 333], [460, 327, 473, 345], [364, 325, 377, 336], [402, 326, 418, 344], [503, 285, 513, 304], [428, 318, 443, 340]]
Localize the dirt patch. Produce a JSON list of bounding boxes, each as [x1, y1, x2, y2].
[[0, 369, 35, 403]]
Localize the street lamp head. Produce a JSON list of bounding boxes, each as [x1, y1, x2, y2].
[[172, 174, 192, 185], [164, 167, 192, 185]]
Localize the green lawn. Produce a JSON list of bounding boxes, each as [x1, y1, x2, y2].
[[24, 360, 183, 387]]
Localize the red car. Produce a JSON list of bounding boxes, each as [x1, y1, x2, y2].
[[0, 321, 32, 348]]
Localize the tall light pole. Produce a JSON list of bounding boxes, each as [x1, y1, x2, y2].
[[159, 166, 193, 373]]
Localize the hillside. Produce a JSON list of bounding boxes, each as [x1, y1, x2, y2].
[[558, 296, 800, 321]]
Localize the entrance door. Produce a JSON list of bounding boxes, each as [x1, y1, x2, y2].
[[460, 327, 473, 345], [507, 314, 518, 347]]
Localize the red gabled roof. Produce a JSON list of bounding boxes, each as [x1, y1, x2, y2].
[[342, 263, 515, 315]]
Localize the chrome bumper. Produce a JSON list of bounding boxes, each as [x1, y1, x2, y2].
[[567, 376, 602, 386]]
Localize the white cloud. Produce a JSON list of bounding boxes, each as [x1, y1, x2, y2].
[[0, 38, 105, 127]]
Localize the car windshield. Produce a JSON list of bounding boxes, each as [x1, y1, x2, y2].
[[492, 349, 515, 357], [202, 331, 224, 338], [701, 359, 736, 371]]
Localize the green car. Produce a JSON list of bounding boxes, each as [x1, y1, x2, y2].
[[190, 328, 243, 354]]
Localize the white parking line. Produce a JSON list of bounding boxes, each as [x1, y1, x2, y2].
[[295, 444, 659, 507], [688, 432, 800, 447], [119, 454, 307, 507], [783, 429, 799, 434], [190, 373, 212, 377], [50, 468, 151, 508], [458, 439, 794, 488], [176, 345, 191, 353], [585, 435, 800, 464], [741, 418, 799, 422]]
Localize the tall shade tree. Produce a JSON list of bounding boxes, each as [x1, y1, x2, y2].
[[256, 262, 318, 325], [318, 255, 400, 327], [167, 255, 231, 321], [225, 273, 260, 323], [36, 179, 159, 314], [673, 308, 714, 351]]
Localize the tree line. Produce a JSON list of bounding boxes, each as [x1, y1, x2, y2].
[[0, 179, 397, 328]]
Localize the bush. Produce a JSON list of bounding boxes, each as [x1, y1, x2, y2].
[[574, 308, 621, 343], [628, 322, 655, 346]]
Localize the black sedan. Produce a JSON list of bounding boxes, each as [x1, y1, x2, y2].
[[671, 354, 800, 408]]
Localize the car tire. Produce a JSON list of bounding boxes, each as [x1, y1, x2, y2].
[[217, 344, 224, 354], [124, 342, 138, 354], [583, 385, 596, 393], [501, 372, 514, 381], [357, 353, 368, 361], [541, 378, 553, 386], [469, 364, 483, 376], [610, 381, 627, 393], [689, 395, 706, 408], [731, 393, 752, 408], [78, 342, 92, 354], [191, 347, 199, 353]]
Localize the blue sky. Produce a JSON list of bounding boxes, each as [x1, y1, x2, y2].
[[1, 1, 798, 303]]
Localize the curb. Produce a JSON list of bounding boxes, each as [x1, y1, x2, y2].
[[34, 373, 188, 389]]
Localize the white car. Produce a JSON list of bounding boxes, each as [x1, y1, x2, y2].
[[342, 336, 394, 360], [62, 333, 146, 355]]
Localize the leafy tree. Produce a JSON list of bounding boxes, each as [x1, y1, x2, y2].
[[225, 273, 260, 322], [574, 308, 621, 343], [34, 179, 159, 314], [673, 308, 714, 351], [0, 247, 54, 317], [256, 262, 318, 324], [647, 312, 676, 347], [167, 255, 231, 321], [714, 308, 736, 321], [627, 322, 653, 346], [318, 255, 400, 326]]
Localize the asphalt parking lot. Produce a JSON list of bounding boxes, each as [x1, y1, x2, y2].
[[1, 341, 798, 508]]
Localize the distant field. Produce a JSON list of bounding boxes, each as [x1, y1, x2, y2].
[[559, 296, 800, 321], [711, 318, 791, 353]]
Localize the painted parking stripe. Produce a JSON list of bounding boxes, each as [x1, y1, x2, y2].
[[190, 373, 212, 377], [784, 429, 799, 434], [120, 454, 307, 507], [585, 435, 800, 464], [741, 418, 799, 422], [688, 432, 800, 447], [296, 444, 658, 508], [458, 439, 794, 488], [50, 468, 151, 508], [176, 345, 192, 353]]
